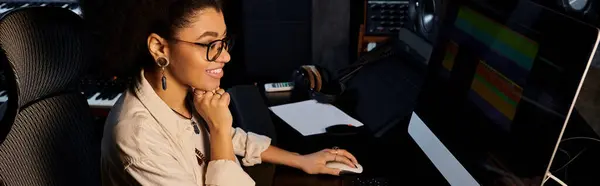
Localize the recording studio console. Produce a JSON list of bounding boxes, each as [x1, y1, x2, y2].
[[365, 0, 409, 36]]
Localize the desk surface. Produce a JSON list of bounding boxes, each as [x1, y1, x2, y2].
[[262, 91, 450, 186], [260, 90, 600, 186]]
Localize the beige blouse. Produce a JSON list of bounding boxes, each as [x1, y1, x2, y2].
[[100, 71, 272, 186]]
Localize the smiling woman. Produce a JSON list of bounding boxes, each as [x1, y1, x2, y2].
[[81, 0, 360, 185], [145, 7, 230, 92]]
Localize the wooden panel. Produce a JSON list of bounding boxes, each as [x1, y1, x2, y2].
[[356, 0, 390, 53]]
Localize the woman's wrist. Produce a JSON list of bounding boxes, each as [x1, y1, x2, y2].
[[209, 129, 236, 161], [289, 152, 306, 170], [208, 122, 231, 135]]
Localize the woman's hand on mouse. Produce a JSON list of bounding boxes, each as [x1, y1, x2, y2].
[[297, 148, 358, 176], [193, 88, 232, 134]]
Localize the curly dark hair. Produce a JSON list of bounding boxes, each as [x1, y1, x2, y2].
[[81, 0, 223, 85]]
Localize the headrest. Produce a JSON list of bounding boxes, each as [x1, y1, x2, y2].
[[0, 7, 87, 107]]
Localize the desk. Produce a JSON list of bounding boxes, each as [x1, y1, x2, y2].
[[260, 91, 449, 186]]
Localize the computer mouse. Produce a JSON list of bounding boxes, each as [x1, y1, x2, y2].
[[325, 124, 360, 135], [326, 161, 363, 174]]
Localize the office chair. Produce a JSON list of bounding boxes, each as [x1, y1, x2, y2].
[[228, 85, 277, 186], [0, 7, 100, 186], [228, 85, 278, 143]]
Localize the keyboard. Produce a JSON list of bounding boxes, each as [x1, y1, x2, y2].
[[0, 91, 123, 109], [79, 76, 129, 109], [0, 0, 81, 17], [350, 177, 390, 186], [0, 75, 129, 109]]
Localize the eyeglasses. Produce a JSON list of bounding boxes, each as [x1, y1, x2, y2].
[[170, 37, 234, 62]]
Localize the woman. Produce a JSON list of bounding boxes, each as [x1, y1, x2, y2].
[[95, 0, 359, 185]]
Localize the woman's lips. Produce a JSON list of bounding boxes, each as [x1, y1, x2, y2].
[[206, 68, 223, 79]]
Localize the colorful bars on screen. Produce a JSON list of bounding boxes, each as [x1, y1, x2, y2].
[[455, 6, 538, 71], [442, 41, 459, 71], [471, 61, 522, 120]]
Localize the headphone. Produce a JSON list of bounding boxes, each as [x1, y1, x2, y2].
[[291, 65, 339, 103], [291, 39, 400, 104]]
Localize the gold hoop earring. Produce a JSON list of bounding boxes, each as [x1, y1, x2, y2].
[[156, 57, 169, 90]]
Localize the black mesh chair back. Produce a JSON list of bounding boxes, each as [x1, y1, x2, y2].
[[228, 85, 278, 143], [227, 85, 277, 186], [0, 7, 100, 186]]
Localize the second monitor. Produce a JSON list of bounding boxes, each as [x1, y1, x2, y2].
[[408, 0, 600, 185]]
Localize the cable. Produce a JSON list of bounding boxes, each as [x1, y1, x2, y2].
[[555, 136, 600, 182], [552, 148, 587, 173], [557, 136, 600, 172], [557, 148, 571, 164], [557, 148, 571, 180], [482, 164, 525, 186], [561, 136, 600, 143], [546, 173, 568, 186]]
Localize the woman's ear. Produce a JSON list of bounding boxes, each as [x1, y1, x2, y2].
[[147, 33, 169, 60]]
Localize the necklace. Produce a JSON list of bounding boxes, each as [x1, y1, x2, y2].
[[172, 108, 201, 134], [171, 108, 192, 119], [168, 94, 209, 166], [171, 109, 207, 166]]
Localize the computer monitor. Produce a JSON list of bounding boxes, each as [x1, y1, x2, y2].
[[573, 53, 600, 138], [408, 0, 600, 185]]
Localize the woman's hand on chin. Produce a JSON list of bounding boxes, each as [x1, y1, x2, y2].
[[193, 88, 232, 134]]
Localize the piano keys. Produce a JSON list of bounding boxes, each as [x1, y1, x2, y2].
[[83, 91, 123, 109], [0, 75, 128, 109], [0, 88, 123, 109], [0, 0, 81, 17], [79, 76, 128, 108]]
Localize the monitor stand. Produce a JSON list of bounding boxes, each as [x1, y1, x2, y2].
[[408, 112, 479, 186]]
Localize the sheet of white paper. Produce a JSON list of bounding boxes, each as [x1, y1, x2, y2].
[[269, 99, 364, 136]]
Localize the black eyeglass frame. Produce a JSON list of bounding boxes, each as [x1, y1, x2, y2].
[[169, 37, 235, 62]]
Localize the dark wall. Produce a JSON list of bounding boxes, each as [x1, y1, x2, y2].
[[241, 0, 312, 83], [311, 0, 351, 78], [221, 0, 359, 87], [220, 0, 249, 88]]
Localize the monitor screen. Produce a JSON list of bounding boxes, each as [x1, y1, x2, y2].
[[572, 52, 600, 140], [410, 0, 600, 184]]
